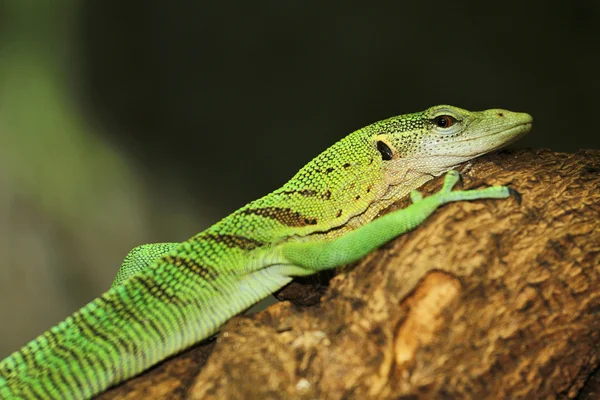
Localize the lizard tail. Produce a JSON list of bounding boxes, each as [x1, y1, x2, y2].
[[0, 261, 291, 399]]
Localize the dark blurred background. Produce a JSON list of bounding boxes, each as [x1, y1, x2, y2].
[[0, 0, 598, 357]]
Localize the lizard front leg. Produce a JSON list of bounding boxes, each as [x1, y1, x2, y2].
[[280, 171, 512, 273]]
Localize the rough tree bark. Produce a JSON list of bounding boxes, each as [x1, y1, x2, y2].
[[99, 149, 600, 400]]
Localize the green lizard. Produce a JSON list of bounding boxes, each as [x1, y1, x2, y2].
[[0, 105, 532, 399]]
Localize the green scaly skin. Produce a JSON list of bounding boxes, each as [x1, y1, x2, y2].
[[0, 105, 532, 399]]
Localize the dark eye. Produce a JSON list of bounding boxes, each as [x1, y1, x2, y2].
[[434, 115, 456, 128]]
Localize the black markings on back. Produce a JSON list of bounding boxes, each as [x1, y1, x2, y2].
[[300, 189, 317, 197], [343, 163, 351, 169], [281, 189, 318, 197], [103, 295, 150, 366], [164, 255, 219, 280], [325, 167, 334, 174], [205, 233, 264, 250], [376, 141, 394, 161], [40, 345, 76, 394], [336, 209, 343, 217], [135, 276, 163, 298], [70, 315, 114, 374], [96, 298, 142, 355], [242, 207, 318, 227], [281, 188, 333, 201], [75, 313, 111, 345]]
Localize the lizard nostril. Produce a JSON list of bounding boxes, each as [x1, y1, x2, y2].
[[498, 113, 504, 117]]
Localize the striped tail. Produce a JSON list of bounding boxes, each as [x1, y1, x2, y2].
[[0, 261, 292, 399]]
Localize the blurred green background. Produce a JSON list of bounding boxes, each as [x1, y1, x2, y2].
[[0, 1, 598, 358]]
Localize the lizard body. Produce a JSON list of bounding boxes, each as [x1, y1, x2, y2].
[[0, 105, 532, 399]]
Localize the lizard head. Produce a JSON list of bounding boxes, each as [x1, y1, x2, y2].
[[269, 105, 531, 234], [373, 104, 532, 186]]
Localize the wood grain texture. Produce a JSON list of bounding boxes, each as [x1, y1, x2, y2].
[[98, 149, 600, 399]]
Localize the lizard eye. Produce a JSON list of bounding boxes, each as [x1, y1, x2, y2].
[[434, 115, 456, 128]]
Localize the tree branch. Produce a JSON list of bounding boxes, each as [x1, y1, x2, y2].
[[99, 149, 600, 399]]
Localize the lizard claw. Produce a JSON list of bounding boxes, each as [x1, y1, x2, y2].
[[507, 187, 522, 205]]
